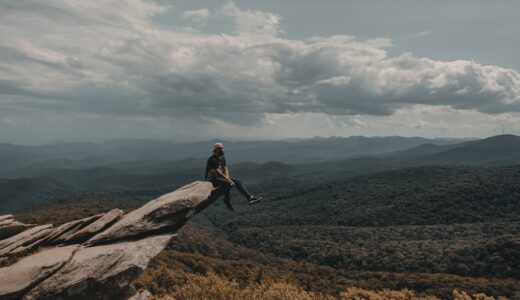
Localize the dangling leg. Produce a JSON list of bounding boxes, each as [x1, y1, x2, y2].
[[229, 177, 262, 204], [211, 177, 234, 211], [229, 177, 252, 200]]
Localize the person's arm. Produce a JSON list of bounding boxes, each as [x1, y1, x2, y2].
[[223, 166, 230, 177], [210, 167, 234, 184], [219, 157, 232, 184]]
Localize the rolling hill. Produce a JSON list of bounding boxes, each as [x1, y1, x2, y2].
[[384, 134, 520, 166]]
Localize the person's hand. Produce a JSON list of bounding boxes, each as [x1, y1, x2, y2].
[[229, 180, 235, 187]]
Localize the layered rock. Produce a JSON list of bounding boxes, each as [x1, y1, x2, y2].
[[0, 225, 54, 258], [43, 214, 102, 245], [25, 235, 173, 300], [0, 181, 223, 300], [0, 245, 78, 299], [63, 209, 124, 243], [87, 181, 216, 245], [0, 215, 32, 240]]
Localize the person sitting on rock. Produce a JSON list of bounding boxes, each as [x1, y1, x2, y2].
[[205, 142, 262, 211]]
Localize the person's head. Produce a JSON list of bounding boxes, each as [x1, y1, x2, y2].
[[212, 142, 224, 156]]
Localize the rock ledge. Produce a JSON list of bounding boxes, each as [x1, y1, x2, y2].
[[0, 181, 224, 300]]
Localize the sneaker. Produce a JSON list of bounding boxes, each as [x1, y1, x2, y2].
[[248, 196, 263, 205], [223, 197, 234, 211]]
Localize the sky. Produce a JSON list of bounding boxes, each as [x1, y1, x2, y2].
[[1, 0, 520, 145]]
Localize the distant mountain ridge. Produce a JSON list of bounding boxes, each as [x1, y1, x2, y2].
[[5, 134, 520, 212], [384, 134, 520, 165], [0, 136, 468, 176]]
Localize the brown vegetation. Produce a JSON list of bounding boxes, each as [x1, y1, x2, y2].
[[139, 269, 509, 300]]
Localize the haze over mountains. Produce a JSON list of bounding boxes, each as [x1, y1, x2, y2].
[[0, 134, 518, 213], [0, 135, 469, 176]]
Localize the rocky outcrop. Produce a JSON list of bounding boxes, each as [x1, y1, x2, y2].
[[64, 209, 124, 243], [0, 245, 78, 299], [0, 215, 32, 239], [43, 214, 102, 245], [0, 181, 224, 300], [0, 225, 54, 258], [87, 181, 214, 245], [25, 235, 173, 300]]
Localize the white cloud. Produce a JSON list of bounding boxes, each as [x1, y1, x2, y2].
[[217, 1, 282, 36], [1, 0, 520, 132], [182, 8, 210, 22], [0, 116, 16, 125]]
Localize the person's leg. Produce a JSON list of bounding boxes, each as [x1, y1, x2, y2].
[[229, 176, 253, 201], [211, 177, 230, 194], [211, 177, 233, 210]]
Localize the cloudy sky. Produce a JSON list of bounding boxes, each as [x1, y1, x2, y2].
[[1, 0, 520, 144]]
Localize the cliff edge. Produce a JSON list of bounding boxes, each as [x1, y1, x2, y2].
[[0, 181, 224, 300]]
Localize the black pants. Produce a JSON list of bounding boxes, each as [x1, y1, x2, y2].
[[210, 176, 252, 201]]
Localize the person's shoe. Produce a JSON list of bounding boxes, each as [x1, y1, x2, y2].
[[248, 195, 263, 205], [223, 197, 234, 211]]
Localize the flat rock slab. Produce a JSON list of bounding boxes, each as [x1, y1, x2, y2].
[[0, 218, 29, 240], [0, 225, 53, 257], [0, 215, 14, 222], [0, 245, 78, 300], [65, 209, 124, 243], [87, 181, 217, 245], [25, 235, 174, 300], [46, 214, 102, 244]]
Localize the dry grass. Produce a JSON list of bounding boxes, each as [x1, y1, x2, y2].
[[141, 270, 509, 300], [148, 271, 331, 300]]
